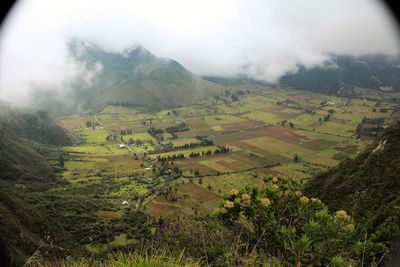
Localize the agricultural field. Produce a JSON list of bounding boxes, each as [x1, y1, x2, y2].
[[54, 87, 399, 253]]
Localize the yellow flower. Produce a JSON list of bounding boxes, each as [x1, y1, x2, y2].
[[300, 196, 309, 204], [234, 197, 241, 204], [335, 210, 351, 221], [229, 189, 239, 196], [271, 184, 279, 191], [295, 191, 303, 197], [272, 177, 279, 183], [346, 224, 355, 232], [260, 198, 271, 207], [224, 201, 234, 209], [310, 197, 321, 204], [241, 193, 251, 205]]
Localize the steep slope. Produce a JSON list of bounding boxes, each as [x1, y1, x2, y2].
[[67, 40, 218, 111], [0, 127, 54, 181], [0, 180, 69, 267], [0, 104, 74, 266], [304, 121, 400, 236], [280, 54, 400, 95], [0, 102, 73, 180], [0, 110, 73, 146]]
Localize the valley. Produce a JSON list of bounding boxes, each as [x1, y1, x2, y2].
[[41, 85, 399, 253]]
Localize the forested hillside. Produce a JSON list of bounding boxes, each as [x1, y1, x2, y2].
[[305, 121, 400, 244]]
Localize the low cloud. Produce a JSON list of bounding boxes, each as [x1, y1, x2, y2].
[[0, 0, 399, 105]]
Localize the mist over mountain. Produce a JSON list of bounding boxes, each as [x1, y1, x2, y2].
[[280, 54, 400, 94], [28, 39, 400, 115], [29, 40, 220, 114]]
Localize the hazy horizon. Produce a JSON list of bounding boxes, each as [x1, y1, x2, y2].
[[0, 0, 399, 105]]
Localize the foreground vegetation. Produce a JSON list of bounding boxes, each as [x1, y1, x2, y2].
[[23, 176, 398, 266]]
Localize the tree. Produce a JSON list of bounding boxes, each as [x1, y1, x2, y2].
[[293, 153, 300, 163], [59, 155, 65, 167]]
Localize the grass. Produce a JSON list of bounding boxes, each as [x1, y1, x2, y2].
[[242, 111, 280, 125], [290, 114, 319, 130], [199, 157, 238, 173], [241, 135, 315, 160], [316, 121, 356, 137], [111, 180, 149, 197], [170, 138, 200, 146], [65, 144, 131, 156], [109, 234, 138, 247], [79, 127, 110, 143], [199, 172, 263, 194], [48, 251, 201, 267], [204, 114, 246, 126]]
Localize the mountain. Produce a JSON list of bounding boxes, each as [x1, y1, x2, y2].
[[62, 40, 219, 111], [280, 54, 400, 95], [304, 121, 400, 242]]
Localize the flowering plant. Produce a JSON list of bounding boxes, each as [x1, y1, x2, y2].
[[218, 176, 358, 266]]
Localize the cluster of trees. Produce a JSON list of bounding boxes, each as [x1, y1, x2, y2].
[[106, 101, 146, 108], [154, 146, 230, 163], [106, 134, 118, 141], [355, 117, 385, 137], [119, 128, 133, 135], [172, 139, 214, 150], [147, 127, 164, 137], [223, 90, 244, 102], [85, 120, 100, 128], [318, 109, 335, 122], [127, 138, 152, 146], [214, 145, 230, 154], [165, 122, 190, 133], [152, 165, 182, 178], [148, 138, 214, 155], [280, 120, 294, 128], [276, 99, 303, 110], [372, 107, 388, 113], [141, 119, 153, 125]]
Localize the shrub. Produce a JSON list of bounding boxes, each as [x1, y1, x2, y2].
[[218, 176, 360, 266]]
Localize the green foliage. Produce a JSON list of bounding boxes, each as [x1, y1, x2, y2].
[[218, 177, 361, 266], [1, 110, 73, 146], [0, 127, 54, 181], [305, 121, 400, 250], [0, 180, 71, 267]]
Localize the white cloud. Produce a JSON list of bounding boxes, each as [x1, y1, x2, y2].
[[0, 0, 399, 104]]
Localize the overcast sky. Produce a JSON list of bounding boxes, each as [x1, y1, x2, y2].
[[0, 0, 399, 104]]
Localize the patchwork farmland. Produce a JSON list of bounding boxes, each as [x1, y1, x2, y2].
[[55, 87, 399, 250]]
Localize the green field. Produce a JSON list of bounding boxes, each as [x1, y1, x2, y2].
[[53, 87, 399, 253]]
